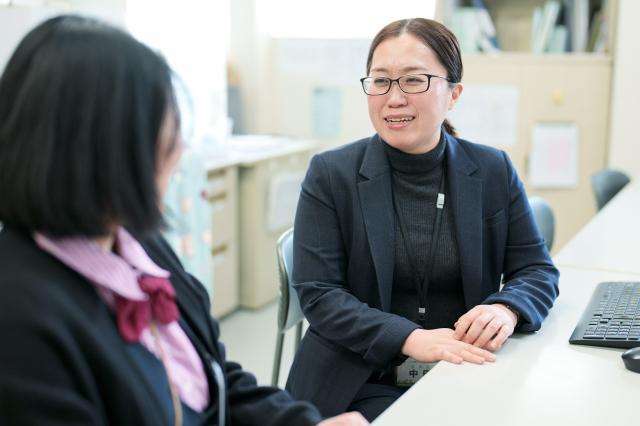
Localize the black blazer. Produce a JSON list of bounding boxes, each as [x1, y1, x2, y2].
[[286, 132, 560, 416], [0, 225, 322, 426]]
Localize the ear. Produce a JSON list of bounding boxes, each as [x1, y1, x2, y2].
[[448, 82, 464, 110]]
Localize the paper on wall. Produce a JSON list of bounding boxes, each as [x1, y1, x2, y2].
[[447, 84, 519, 147], [312, 86, 342, 138], [528, 123, 579, 188], [266, 172, 306, 232], [275, 38, 369, 85]]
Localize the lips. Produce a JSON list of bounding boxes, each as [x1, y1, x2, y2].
[[384, 116, 415, 123]]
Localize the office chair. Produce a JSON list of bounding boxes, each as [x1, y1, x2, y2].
[[271, 228, 304, 386], [529, 196, 555, 251], [591, 169, 631, 211]]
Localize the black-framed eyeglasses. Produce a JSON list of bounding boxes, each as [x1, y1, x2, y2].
[[360, 73, 451, 96]]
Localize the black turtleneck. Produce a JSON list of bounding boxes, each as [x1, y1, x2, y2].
[[384, 134, 466, 330]]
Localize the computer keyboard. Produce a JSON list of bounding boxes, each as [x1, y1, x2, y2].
[[569, 281, 640, 349]]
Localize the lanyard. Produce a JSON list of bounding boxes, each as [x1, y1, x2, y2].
[[392, 162, 446, 325]]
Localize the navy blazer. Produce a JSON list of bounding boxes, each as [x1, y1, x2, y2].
[[0, 225, 322, 426], [286, 132, 560, 417]]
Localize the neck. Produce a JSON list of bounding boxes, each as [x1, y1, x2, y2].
[[94, 233, 116, 251], [411, 129, 441, 155]]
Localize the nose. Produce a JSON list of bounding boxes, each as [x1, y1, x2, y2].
[[386, 81, 408, 107]]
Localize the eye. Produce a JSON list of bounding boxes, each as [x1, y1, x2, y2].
[[403, 75, 429, 85], [372, 77, 390, 87]]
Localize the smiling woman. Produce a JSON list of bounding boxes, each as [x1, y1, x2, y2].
[[365, 32, 462, 154], [286, 17, 560, 422]]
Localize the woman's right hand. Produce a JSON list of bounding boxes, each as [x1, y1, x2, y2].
[[401, 328, 496, 364]]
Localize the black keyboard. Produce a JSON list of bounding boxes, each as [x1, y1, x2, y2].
[[569, 281, 640, 349]]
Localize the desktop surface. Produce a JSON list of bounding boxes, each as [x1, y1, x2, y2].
[[554, 180, 640, 274], [373, 267, 640, 425]]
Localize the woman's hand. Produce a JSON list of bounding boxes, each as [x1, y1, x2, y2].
[[453, 304, 518, 351], [401, 328, 496, 365], [318, 412, 369, 425]]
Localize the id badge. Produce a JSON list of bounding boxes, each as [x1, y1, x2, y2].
[[394, 358, 437, 387]]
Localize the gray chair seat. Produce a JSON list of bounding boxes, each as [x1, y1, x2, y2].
[[271, 228, 304, 386], [591, 169, 631, 211], [529, 196, 555, 251]]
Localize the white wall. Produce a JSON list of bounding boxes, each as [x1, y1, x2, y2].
[[262, 37, 374, 148], [127, 0, 230, 146], [1, 1, 230, 146], [228, 0, 270, 135], [607, 0, 640, 179], [0, 0, 126, 72]]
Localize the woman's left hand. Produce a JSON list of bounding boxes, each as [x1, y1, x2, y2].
[[452, 304, 518, 351]]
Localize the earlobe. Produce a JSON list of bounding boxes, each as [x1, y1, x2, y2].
[[448, 83, 464, 110]]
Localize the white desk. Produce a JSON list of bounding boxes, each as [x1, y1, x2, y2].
[[374, 267, 640, 425], [374, 180, 640, 425], [554, 180, 640, 275]]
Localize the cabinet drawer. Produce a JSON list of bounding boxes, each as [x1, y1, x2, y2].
[[211, 244, 238, 317], [207, 168, 234, 198], [210, 194, 234, 247]]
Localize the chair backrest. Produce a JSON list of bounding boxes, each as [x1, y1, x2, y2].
[[591, 169, 631, 211], [276, 228, 304, 332], [529, 196, 555, 251]]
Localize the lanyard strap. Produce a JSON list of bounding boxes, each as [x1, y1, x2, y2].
[[392, 163, 446, 325]]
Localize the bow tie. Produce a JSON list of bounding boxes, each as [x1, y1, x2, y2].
[[115, 275, 180, 343]]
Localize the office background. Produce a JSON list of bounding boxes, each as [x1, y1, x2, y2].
[[1, 0, 639, 387]]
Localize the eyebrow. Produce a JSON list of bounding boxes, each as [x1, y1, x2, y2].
[[369, 66, 428, 74]]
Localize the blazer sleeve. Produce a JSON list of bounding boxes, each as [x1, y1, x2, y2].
[[482, 151, 560, 332], [292, 154, 420, 370], [187, 273, 324, 426]]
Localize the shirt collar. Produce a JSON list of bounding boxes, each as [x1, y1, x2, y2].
[[34, 227, 170, 301]]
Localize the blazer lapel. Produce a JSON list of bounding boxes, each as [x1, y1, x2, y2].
[[445, 134, 483, 309], [358, 135, 395, 312]]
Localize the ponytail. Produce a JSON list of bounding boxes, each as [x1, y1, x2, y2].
[[443, 119, 457, 137]]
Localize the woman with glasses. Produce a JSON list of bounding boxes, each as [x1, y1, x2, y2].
[[286, 18, 559, 421], [0, 15, 368, 426]]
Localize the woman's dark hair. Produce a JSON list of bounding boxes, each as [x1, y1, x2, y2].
[[366, 18, 462, 136], [0, 15, 179, 237]]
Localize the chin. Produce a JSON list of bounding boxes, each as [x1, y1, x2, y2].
[[380, 134, 416, 152]]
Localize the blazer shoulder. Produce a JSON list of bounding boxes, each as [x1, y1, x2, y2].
[[453, 136, 508, 166], [313, 136, 373, 166]]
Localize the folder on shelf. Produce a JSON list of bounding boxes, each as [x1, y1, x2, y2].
[[532, 0, 561, 53], [567, 0, 590, 52], [472, 0, 500, 51], [587, 5, 608, 53], [450, 0, 499, 53], [548, 25, 568, 53]]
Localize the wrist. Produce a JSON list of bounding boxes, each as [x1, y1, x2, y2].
[[401, 329, 422, 357], [495, 303, 520, 326]]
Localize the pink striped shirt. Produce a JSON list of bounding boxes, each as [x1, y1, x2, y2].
[[34, 228, 210, 412]]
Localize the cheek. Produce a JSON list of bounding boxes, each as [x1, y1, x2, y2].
[[417, 91, 449, 116], [156, 146, 183, 194], [367, 98, 383, 121], [434, 87, 454, 110]]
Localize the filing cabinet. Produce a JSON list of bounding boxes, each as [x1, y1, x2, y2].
[[207, 165, 239, 317], [237, 148, 313, 308]]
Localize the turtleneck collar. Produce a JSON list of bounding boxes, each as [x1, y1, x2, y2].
[[383, 131, 446, 175]]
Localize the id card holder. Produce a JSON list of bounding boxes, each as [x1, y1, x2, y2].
[[394, 358, 437, 387]]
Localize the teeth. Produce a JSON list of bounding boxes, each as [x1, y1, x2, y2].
[[385, 117, 414, 123]]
